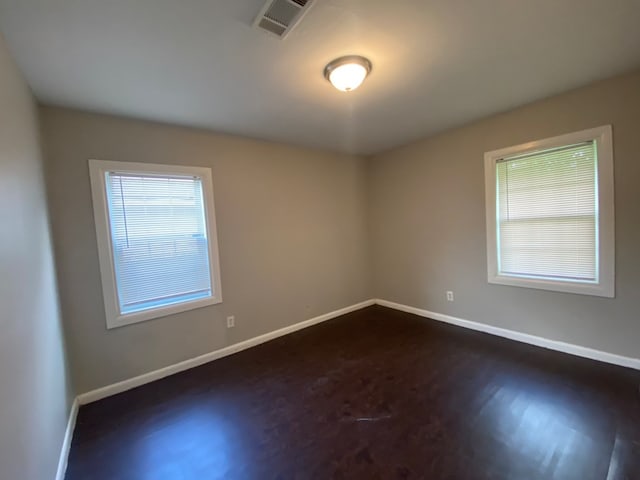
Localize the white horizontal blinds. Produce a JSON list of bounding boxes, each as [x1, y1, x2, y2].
[[496, 142, 597, 281], [106, 172, 212, 314]]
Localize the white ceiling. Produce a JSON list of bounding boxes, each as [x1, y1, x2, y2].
[[1, 0, 640, 155]]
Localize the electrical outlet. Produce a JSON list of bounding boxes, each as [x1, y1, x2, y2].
[[226, 315, 235, 328], [446, 291, 454, 302]]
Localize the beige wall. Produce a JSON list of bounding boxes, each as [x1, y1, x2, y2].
[[0, 37, 72, 480], [369, 69, 640, 359], [39, 67, 640, 400], [41, 107, 372, 394]]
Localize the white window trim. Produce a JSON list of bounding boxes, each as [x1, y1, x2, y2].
[[484, 125, 615, 298], [89, 159, 223, 329]]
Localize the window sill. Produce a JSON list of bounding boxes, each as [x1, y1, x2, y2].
[[106, 294, 223, 329], [488, 273, 614, 298]]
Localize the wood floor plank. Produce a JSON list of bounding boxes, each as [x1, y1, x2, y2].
[[66, 306, 640, 479]]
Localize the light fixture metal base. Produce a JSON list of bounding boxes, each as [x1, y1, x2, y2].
[[323, 55, 373, 82]]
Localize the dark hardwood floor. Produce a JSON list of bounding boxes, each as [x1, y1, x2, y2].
[[66, 306, 640, 479]]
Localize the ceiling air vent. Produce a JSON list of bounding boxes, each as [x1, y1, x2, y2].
[[254, 0, 315, 39]]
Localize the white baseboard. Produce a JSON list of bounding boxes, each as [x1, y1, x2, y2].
[[375, 299, 640, 370], [55, 398, 79, 480], [78, 299, 376, 405]]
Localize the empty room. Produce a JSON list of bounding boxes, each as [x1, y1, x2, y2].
[[2, 1, 640, 479]]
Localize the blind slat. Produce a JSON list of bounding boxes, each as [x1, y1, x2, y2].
[[106, 173, 212, 314], [496, 142, 598, 281]]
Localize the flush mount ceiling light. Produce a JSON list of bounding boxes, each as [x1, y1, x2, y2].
[[324, 55, 372, 92]]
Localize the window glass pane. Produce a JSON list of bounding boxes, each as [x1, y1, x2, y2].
[[106, 173, 212, 314], [496, 142, 597, 281]]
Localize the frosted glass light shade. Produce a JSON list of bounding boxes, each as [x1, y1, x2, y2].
[[324, 56, 372, 92]]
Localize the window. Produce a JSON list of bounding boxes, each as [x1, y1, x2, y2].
[[89, 160, 223, 328], [484, 126, 614, 297]]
